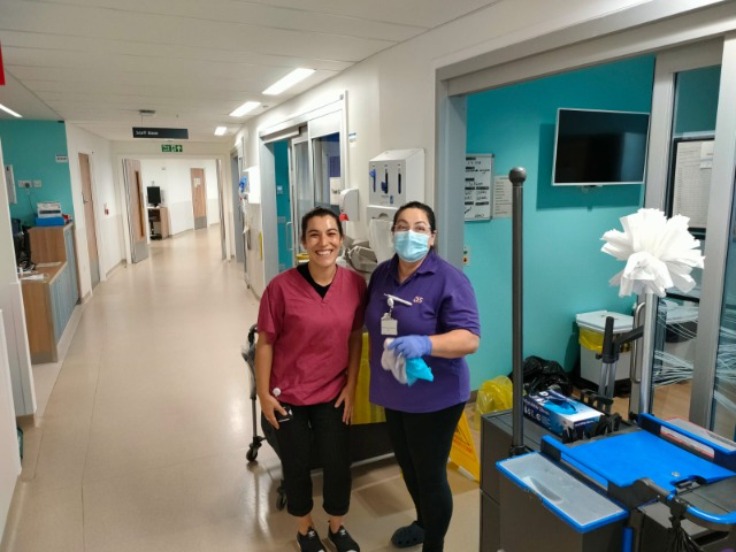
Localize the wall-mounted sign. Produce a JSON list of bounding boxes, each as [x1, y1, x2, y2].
[[464, 154, 493, 221], [492, 175, 513, 218], [55, 154, 68, 163], [133, 127, 189, 139], [161, 144, 183, 153]]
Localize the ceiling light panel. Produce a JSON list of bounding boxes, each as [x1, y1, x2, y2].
[[0, 103, 23, 118], [229, 101, 261, 117], [262, 68, 315, 96]]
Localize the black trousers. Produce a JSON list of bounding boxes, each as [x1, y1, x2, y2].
[[274, 400, 351, 518], [385, 402, 465, 552]]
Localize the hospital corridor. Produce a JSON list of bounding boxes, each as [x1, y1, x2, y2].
[[0, 228, 479, 552]]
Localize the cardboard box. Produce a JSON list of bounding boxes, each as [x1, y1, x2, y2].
[[523, 390, 601, 439]]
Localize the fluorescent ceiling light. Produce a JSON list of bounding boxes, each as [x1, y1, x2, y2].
[[263, 68, 315, 96], [214, 126, 227, 136], [229, 101, 260, 118], [0, 103, 22, 118]]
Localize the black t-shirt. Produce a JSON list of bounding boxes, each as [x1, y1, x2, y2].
[[297, 263, 331, 298]]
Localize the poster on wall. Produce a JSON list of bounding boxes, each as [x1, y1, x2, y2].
[[464, 154, 493, 221]]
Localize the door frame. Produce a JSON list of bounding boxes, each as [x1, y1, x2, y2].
[[190, 167, 208, 230], [258, 94, 347, 286], [122, 159, 149, 263], [78, 152, 101, 288], [636, 40, 724, 424], [435, 4, 736, 426], [288, 132, 310, 265]]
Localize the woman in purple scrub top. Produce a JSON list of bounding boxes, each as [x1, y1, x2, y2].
[[365, 201, 480, 552]]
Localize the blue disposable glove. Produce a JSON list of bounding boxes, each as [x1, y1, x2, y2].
[[388, 335, 432, 359], [405, 357, 434, 386]]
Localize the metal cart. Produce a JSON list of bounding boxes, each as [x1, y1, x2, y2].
[[242, 323, 287, 510]]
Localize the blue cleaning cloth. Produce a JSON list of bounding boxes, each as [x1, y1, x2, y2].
[[406, 357, 434, 386]]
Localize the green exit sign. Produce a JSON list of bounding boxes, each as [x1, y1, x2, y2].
[[161, 144, 183, 153]]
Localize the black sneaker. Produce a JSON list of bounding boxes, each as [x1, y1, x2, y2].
[[328, 525, 360, 552], [297, 528, 325, 552]]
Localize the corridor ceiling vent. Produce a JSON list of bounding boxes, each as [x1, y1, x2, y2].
[[139, 109, 156, 117]]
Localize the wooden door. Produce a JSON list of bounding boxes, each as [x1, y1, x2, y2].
[[122, 159, 149, 263], [78, 153, 100, 288], [190, 168, 207, 230]]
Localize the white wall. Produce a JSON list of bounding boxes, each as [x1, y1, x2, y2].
[[139, 158, 218, 236], [0, 314, 21, 545], [0, 140, 35, 417], [237, 0, 717, 288], [65, 124, 125, 297]]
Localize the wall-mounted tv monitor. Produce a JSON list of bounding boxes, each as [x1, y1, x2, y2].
[[552, 108, 650, 186], [147, 185, 162, 206]]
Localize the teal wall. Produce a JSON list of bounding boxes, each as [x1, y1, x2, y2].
[[0, 120, 73, 226], [464, 55, 655, 387], [274, 140, 292, 272], [674, 65, 720, 135]]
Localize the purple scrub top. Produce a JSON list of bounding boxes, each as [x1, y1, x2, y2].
[[365, 250, 481, 413]]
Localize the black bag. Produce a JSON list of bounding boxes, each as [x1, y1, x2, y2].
[[510, 355, 573, 396]]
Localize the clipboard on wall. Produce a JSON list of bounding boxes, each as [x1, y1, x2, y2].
[[667, 136, 714, 235]]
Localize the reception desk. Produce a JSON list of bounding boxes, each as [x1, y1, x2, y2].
[[21, 224, 79, 363]]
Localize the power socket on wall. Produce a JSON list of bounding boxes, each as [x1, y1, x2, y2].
[[17, 180, 32, 188]]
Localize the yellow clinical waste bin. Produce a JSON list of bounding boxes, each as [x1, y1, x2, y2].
[[575, 310, 633, 386]]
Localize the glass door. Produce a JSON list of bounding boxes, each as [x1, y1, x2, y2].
[[712, 174, 736, 438], [308, 110, 343, 215], [290, 133, 311, 264], [648, 63, 720, 421], [637, 37, 736, 437], [274, 140, 292, 272]]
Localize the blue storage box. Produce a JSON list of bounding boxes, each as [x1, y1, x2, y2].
[[35, 216, 65, 227]]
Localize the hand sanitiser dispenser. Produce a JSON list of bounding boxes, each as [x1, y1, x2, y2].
[[367, 149, 424, 220]]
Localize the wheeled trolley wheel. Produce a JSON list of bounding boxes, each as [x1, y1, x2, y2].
[[246, 436, 264, 464]]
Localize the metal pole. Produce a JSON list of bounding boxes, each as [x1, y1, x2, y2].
[[637, 292, 658, 415], [509, 167, 527, 455]]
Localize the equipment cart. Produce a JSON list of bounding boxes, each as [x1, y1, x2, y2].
[[242, 324, 393, 511]]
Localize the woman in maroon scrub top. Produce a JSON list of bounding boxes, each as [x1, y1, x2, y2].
[[365, 201, 480, 552], [256, 207, 366, 552]]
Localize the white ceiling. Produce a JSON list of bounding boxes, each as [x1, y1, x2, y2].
[[0, 0, 497, 143]]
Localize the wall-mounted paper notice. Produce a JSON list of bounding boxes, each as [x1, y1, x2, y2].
[[672, 139, 713, 230], [465, 154, 493, 221], [492, 175, 512, 218]]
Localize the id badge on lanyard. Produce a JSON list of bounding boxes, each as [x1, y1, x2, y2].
[[381, 294, 411, 336], [381, 313, 398, 336]]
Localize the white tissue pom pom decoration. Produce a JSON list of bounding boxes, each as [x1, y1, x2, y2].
[[601, 208, 705, 298]]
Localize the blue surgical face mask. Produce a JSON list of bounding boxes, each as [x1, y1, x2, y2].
[[393, 230, 430, 262]]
